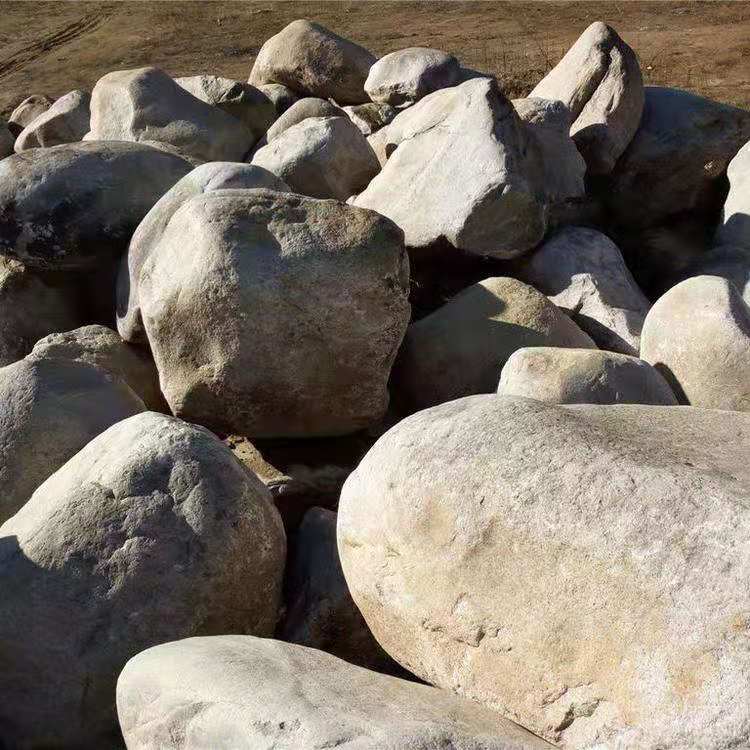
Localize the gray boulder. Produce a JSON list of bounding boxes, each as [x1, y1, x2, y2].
[[29, 324, 167, 411], [392, 277, 595, 411], [498, 347, 677, 405], [640, 275, 750, 411], [86, 66, 255, 162], [365, 47, 460, 107], [14, 89, 90, 151], [715, 139, 750, 251], [252, 116, 380, 200], [264, 96, 344, 143], [0, 141, 191, 270], [8, 94, 54, 130], [531, 22, 644, 174], [117, 161, 290, 344], [338, 394, 750, 748], [0, 358, 144, 523], [0, 412, 285, 748], [684, 244, 750, 305], [344, 101, 397, 136], [249, 20, 375, 105], [117, 636, 551, 750], [0, 121, 14, 158], [258, 82, 300, 115], [519, 226, 650, 355], [138, 189, 410, 437]]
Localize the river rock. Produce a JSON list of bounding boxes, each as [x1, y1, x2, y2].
[[14, 89, 90, 151], [338, 394, 750, 748]]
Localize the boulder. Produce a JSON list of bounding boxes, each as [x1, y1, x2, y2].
[[0, 412, 285, 748], [343, 101, 397, 136], [684, 244, 750, 304], [117, 161, 290, 344], [8, 94, 54, 131], [519, 226, 650, 355], [497, 347, 677, 405], [138, 189, 410, 437], [0, 141, 191, 271], [715, 139, 750, 251], [29, 324, 167, 411], [252, 116, 380, 200], [0, 257, 83, 366], [175, 74, 275, 143], [86, 66, 255, 162], [281, 507, 401, 673], [392, 277, 595, 412], [14, 89, 90, 151], [0, 358, 144, 523], [117, 636, 551, 749], [0, 121, 14, 158], [249, 20, 375, 105], [365, 47, 461, 107], [258, 82, 300, 115], [264, 96, 344, 143], [640, 275, 750, 410], [354, 78, 547, 258], [338, 394, 750, 748], [530, 22, 644, 174]]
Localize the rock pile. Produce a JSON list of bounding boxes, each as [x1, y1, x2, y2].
[[0, 16, 748, 750]]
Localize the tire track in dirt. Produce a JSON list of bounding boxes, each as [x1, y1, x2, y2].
[[0, 12, 107, 79]]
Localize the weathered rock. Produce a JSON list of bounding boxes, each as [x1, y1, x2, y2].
[[365, 47, 460, 107], [175, 74, 275, 143], [531, 22, 644, 174], [392, 277, 595, 411], [0, 140, 191, 270], [29, 324, 167, 411], [338, 394, 750, 748], [0, 412, 285, 748], [498, 347, 676, 405], [117, 636, 551, 749], [344, 101, 397, 136], [715, 139, 750, 251], [258, 82, 300, 115], [139, 189, 410, 437], [117, 161, 290, 344], [14, 89, 90, 151], [0, 358, 144, 523], [0, 257, 83, 366], [684, 244, 750, 304], [0, 121, 14, 158], [264, 96, 344, 144], [640, 275, 750, 410], [86, 66, 255, 162], [354, 78, 547, 258], [252, 116, 380, 200], [8, 94, 54, 131], [249, 20, 375, 105], [519, 227, 650, 355]]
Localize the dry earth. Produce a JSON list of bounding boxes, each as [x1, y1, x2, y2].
[[0, 1, 749, 117]]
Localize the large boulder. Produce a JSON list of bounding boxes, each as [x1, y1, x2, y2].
[[338, 395, 750, 748], [252, 115, 379, 200], [640, 275, 750, 411], [86, 66, 255, 162], [8, 94, 54, 131], [264, 96, 344, 143], [249, 20, 375, 105], [29, 324, 167, 411], [117, 161, 290, 344], [392, 276, 595, 412], [354, 78, 547, 258], [0, 121, 14, 158], [258, 82, 300, 115], [138, 189, 410, 437], [175, 74, 275, 143], [715, 139, 750, 251], [117, 636, 551, 750], [0, 257, 83, 366], [14, 89, 90, 151], [344, 101, 397, 136], [0, 412, 285, 748], [683, 244, 750, 305], [519, 226, 650, 355], [498, 347, 677, 405], [0, 358, 144, 523], [365, 47, 460, 107], [0, 141, 191, 271], [531, 22, 644, 174]]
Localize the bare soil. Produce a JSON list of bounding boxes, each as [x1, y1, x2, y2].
[[0, 1, 748, 117]]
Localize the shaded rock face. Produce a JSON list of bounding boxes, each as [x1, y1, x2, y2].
[[138, 189, 410, 438], [338, 394, 750, 749], [0, 122, 14, 158], [497, 347, 677, 405], [640, 275, 750, 411], [392, 276, 595, 412], [0, 412, 285, 749], [14, 89, 91, 151], [344, 101, 397, 136], [117, 636, 552, 750], [0, 358, 145, 523], [117, 161, 290, 345], [715, 138, 750, 252], [249, 20, 375, 105], [257, 82, 300, 115]]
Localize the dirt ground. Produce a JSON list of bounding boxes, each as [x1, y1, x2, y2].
[[0, 1, 749, 116]]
